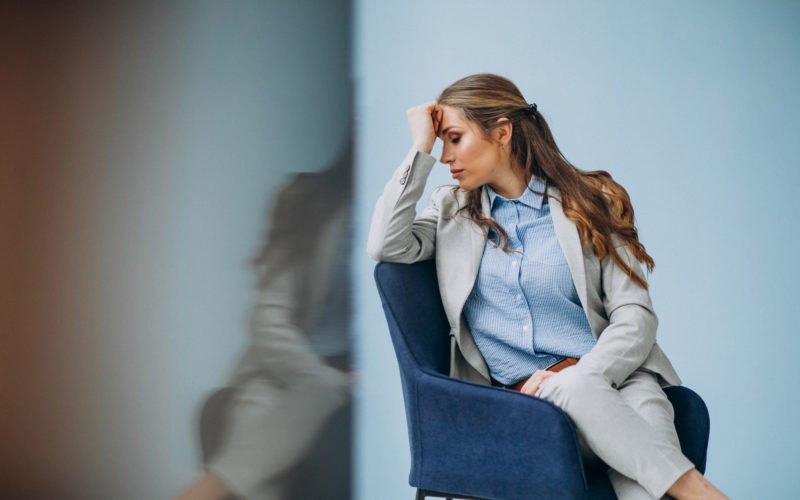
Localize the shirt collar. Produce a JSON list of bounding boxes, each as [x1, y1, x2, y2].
[[487, 175, 547, 210]]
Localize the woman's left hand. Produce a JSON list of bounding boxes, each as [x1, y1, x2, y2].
[[519, 370, 555, 396]]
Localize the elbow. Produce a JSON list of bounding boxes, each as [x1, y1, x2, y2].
[[366, 244, 417, 264], [366, 238, 425, 264], [366, 237, 387, 262], [366, 228, 418, 263], [607, 303, 658, 345], [366, 223, 399, 262], [635, 306, 658, 348], [366, 227, 430, 263]]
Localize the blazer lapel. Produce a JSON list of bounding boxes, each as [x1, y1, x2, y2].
[[447, 186, 489, 318], [435, 187, 492, 380], [548, 186, 589, 313]]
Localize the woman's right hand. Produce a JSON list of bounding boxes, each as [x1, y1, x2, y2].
[[406, 101, 441, 154], [519, 370, 556, 397]]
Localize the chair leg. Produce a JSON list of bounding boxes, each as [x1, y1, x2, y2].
[[415, 490, 425, 500]]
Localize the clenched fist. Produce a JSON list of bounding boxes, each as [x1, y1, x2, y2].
[[406, 101, 442, 154]]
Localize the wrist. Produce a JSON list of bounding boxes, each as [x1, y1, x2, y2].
[[413, 141, 434, 155]]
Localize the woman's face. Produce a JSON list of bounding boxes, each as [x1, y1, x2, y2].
[[436, 105, 510, 192]]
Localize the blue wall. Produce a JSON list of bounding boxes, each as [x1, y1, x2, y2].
[[355, 2, 800, 498]]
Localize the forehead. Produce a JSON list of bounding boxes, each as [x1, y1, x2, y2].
[[438, 105, 474, 134]]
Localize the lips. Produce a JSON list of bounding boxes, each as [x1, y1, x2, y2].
[[450, 168, 464, 180]]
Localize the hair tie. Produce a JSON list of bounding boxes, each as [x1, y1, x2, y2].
[[526, 102, 538, 117]]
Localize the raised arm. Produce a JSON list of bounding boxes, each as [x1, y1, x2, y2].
[[367, 102, 446, 263]]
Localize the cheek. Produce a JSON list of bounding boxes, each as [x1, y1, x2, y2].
[[467, 144, 497, 175], [459, 136, 485, 164]]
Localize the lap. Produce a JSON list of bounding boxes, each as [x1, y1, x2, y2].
[[617, 371, 680, 447], [537, 367, 678, 440], [536, 367, 686, 498]]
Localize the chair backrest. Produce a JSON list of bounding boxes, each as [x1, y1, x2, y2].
[[374, 260, 450, 377], [376, 260, 473, 491]]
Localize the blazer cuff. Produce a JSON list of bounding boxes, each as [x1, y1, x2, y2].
[[395, 147, 436, 187]]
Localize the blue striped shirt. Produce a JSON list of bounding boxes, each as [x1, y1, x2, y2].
[[462, 177, 596, 385]]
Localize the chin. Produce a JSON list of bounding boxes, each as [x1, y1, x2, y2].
[[456, 179, 473, 190]]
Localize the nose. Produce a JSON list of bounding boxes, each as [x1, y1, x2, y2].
[[439, 143, 453, 165]]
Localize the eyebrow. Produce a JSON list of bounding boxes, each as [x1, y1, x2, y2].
[[439, 126, 459, 137]]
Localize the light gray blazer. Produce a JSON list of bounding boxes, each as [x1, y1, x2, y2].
[[368, 148, 681, 388]]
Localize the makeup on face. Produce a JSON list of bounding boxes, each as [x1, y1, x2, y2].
[[436, 105, 519, 195]]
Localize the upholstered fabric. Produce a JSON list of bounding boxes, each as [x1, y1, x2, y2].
[[374, 260, 710, 500]]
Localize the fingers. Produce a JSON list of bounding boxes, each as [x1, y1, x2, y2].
[[405, 101, 437, 121], [519, 370, 554, 396], [406, 101, 439, 154]]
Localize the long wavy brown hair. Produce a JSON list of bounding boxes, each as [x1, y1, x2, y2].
[[437, 73, 654, 288]]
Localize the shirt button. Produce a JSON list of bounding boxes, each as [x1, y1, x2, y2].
[[511, 261, 518, 268], [515, 294, 521, 301], [523, 325, 530, 332]]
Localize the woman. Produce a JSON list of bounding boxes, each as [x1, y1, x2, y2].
[[367, 74, 726, 499]]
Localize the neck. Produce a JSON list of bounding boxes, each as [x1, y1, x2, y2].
[[489, 168, 528, 199]]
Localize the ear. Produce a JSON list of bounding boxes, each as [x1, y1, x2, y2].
[[492, 117, 513, 146]]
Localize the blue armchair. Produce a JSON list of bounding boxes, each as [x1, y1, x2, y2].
[[374, 260, 710, 500]]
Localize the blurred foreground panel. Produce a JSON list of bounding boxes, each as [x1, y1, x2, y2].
[[0, 1, 352, 498]]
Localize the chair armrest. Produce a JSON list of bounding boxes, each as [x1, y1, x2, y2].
[[405, 371, 587, 500], [663, 385, 710, 473]]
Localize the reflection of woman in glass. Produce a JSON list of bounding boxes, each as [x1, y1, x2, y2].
[[179, 150, 352, 500], [368, 74, 726, 499]]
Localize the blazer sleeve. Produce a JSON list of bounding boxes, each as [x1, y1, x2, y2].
[[367, 147, 442, 263], [575, 241, 658, 388]]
